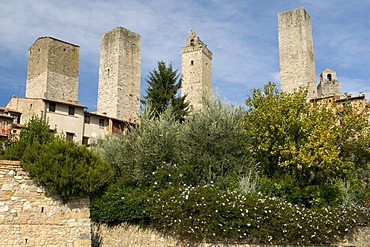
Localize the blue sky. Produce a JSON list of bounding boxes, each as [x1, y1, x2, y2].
[[1, 1, 370, 111]]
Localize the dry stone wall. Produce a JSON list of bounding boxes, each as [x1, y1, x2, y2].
[[92, 223, 370, 247], [0, 160, 91, 246]]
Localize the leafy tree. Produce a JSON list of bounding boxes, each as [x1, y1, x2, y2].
[[95, 109, 182, 185], [2, 116, 55, 160], [244, 82, 370, 207], [179, 96, 252, 185], [142, 61, 189, 122], [92, 96, 254, 224], [95, 96, 251, 187]]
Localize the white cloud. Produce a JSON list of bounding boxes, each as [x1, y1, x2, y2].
[[1, 1, 370, 108]]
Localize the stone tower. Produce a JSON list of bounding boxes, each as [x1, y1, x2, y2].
[[181, 29, 212, 111], [317, 68, 341, 98], [97, 27, 141, 121], [278, 7, 317, 99], [25, 37, 79, 103]]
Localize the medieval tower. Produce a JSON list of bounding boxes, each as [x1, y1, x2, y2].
[[278, 7, 317, 99], [25, 37, 79, 103], [181, 29, 212, 111], [317, 68, 341, 98], [97, 27, 141, 121]]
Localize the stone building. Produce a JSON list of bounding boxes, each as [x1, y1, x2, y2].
[[278, 7, 317, 100], [3, 28, 136, 145], [25, 37, 79, 103], [181, 29, 212, 111], [317, 68, 341, 98], [97, 27, 141, 121]]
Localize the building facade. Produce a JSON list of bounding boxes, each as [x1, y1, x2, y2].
[[181, 29, 212, 111]]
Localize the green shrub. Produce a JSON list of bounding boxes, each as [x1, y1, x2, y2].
[[148, 184, 369, 245], [259, 175, 343, 208], [90, 182, 150, 224], [3, 116, 113, 202], [21, 138, 114, 201]]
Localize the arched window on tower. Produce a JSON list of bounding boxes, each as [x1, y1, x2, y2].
[[191, 60, 194, 65], [190, 39, 194, 46], [327, 74, 332, 81]]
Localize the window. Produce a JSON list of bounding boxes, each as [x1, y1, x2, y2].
[[99, 118, 105, 127], [1, 120, 7, 129], [84, 115, 90, 124], [49, 103, 56, 112], [190, 39, 194, 46], [327, 74, 332, 81], [66, 132, 74, 142], [12, 114, 20, 124], [82, 136, 89, 146], [68, 106, 75, 115], [191, 60, 194, 65]]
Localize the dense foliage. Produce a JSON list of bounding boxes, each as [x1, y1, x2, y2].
[[94, 96, 250, 187], [1, 116, 114, 201], [92, 90, 369, 245], [149, 183, 368, 245], [91, 97, 251, 222], [142, 61, 189, 122], [244, 82, 370, 207]]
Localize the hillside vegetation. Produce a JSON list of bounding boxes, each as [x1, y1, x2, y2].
[[91, 84, 369, 245]]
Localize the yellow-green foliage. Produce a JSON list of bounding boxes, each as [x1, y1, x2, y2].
[[244, 82, 370, 207], [244, 82, 368, 183]]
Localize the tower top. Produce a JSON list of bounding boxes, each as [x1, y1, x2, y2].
[[190, 28, 196, 37], [183, 29, 212, 59], [186, 28, 204, 47]]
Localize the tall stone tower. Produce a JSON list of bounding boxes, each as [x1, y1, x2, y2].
[[278, 8, 317, 99], [317, 68, 341, 98], [97, 27, 141, 121], [181, 29, 212, 111], [25, 37, 79, 103]]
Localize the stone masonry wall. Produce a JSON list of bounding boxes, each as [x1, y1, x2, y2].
[[181, 30, 212, 111], [26, 37, 79, 103], [278, 7, 317, 100], [92, 223, 370, 247], [97, 27, 141, 121], [0, 160, 91, 246]]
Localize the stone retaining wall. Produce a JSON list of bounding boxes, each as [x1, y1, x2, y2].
[[92, 223, 370, 247], [0, 160, 91, 246]]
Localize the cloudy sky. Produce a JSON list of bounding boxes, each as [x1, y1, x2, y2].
[[1, 1, 370, 111]]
